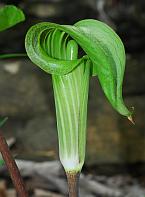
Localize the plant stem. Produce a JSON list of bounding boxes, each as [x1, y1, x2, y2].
[[0, 129, 28, 197], [0, 53, 27, 59], [66, 172, 80, 197]]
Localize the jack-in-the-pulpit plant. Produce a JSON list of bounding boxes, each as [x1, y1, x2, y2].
[[25, 19, 133, 196]]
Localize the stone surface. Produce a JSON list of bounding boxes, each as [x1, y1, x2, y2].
[[119, 96, 145, 163], [86, 78, 123, 165], [17, 116, 58, 157], [0, 59, 50, 118], [124, 55, 145, 95], [86, 79, 145, 166]]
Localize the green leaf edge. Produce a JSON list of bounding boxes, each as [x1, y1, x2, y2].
[[0, 5, 25, 32]]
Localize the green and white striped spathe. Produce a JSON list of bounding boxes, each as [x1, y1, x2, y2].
[[52, 37, 90, 172], [53, 60, 90, 172]]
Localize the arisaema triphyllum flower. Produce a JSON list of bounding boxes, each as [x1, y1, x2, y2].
[[25, 19, 133, 197]]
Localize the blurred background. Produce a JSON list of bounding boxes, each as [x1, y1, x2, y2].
[[0, 0, 145, 196]]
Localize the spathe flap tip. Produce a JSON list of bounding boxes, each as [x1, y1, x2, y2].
[[128, 115, 135, 125]]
